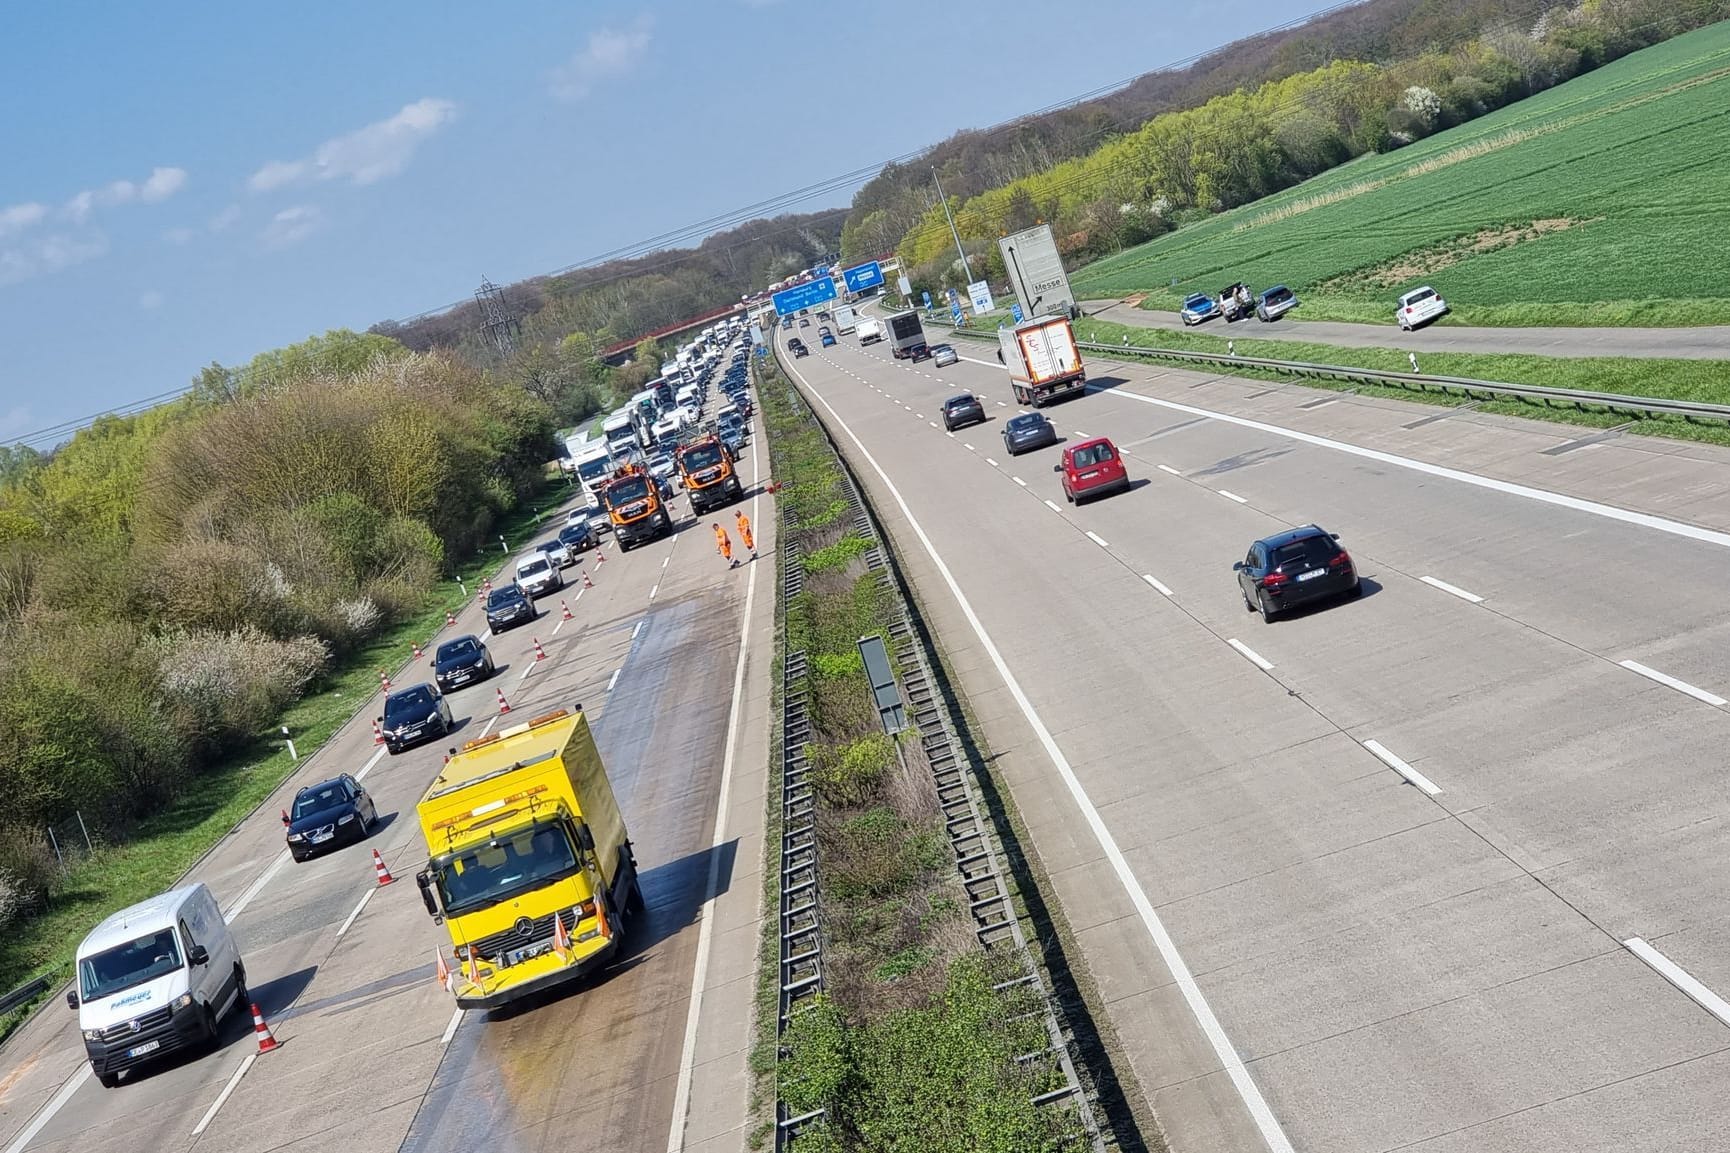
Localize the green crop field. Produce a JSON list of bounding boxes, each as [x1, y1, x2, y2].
[[1071, 21, 1730, 328]]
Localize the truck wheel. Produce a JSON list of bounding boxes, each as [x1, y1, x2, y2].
[[97, 1070, 121, 1089]]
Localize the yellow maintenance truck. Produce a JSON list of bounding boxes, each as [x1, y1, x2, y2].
[[414, 707, 641, 1009]]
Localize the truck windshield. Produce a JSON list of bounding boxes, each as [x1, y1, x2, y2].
[[606, 477, 651, 507], [435, 823, 581, 917], [80, 929, 183, 1000], [576, 457, 611, 485], [682, 444, 724, 472]]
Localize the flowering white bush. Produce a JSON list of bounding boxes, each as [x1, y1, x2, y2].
[[1401, 86, 1442, 125]]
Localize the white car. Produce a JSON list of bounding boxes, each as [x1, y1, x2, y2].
[[647, 453, 679, 488], [652, 414, 682, 442], [537, 538, 573, 568], [1397, 286, 1449, 330], [676, 404, 700, 428], [514, 553, 563, 598]]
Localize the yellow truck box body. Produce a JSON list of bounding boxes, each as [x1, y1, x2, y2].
[[416, 708, 638, 1009]]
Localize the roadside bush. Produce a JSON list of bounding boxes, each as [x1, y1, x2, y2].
[[0, 833, 60, 925], [808, 733, 895, 807], [823, 807, 941, 901], [144, 626, 328, 754], [803, 535, 869, 574]]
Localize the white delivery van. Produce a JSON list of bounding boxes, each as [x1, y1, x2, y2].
[[69, 883, 246, 1087]]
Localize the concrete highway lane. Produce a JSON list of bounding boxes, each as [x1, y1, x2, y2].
[[0, 385, 774, 1153], [1082, 299, 1730, 360], [785, 325, 1730, 1152]]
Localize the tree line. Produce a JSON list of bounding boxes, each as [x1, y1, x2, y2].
[[0, 332, 552, 916], [858, 0, 1730, 291]]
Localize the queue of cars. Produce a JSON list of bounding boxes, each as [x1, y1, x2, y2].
[[1181, 283, 1449, 330]]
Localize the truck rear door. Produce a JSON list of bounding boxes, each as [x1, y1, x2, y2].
[[1020, 325, 1056, 383]]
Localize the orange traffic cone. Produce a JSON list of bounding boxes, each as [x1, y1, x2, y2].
[[582, 570, 594, 589], [594, 890, 612, 940], [496, 687, 512, 715], [561, 599, 575, 620], [372, 849, 396, 886], [552, 911, 570, 961], [435, 950, 453, 992], [372, 718, 385, 745], [533, 637, 547, 662], [379, 670, 392, 693], [250, 1003, 280, 1054], [412, 640, 425, 661], [446, 610, 458, 627]]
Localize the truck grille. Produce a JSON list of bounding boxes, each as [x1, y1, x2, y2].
[[469, 909, 578, 963]]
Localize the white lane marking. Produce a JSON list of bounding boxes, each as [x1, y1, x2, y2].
[[2, 1064, 91, 1153], [354, 744, 387, 783], [996, 400, 1007, 406], [1218, 490, 1249, 504], [945, 431, 956, 439], [1086, 530, 1110, 548], [1420, 575, 1484, 604], [1013, 477, 1027, 487], [480, 714, 500, 738], [1618, 660, 1727, 707], [334, 886, 376, 938], [1226, 638, 1275, 671], [440, 1005, 464, 1044], [1073, 430, 1089, 439], [1623, 937, 1730, 1027], [1143, 574, 1174, 596], [191, 1053, 256, 1136], [783, 361, 1297, 1153], [633, 620, 645, 640], [649, 583, 660, 601], [224, 850, 291, 924], [928, 420, 938, 428], [552, 617, 566, 636], [1363, 739, 1443, 796], [1101, 383, 1730, 551], [518, 661, 535, 684], [1043, 499, 1062, 513], [608, 668, 622, 693], [963, 443, 976, 452], [1158, 464, 1183, 476], [667, 425, 764, 1153], [663, 556, 671, 569], [985, 457, 999, 467]]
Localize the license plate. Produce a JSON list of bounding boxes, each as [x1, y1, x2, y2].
[[127, 1040, 160, 1058], [508, 941, 552, 966], [1080, 471, 1099, 480], [450, 673, 470, 684], [309, 831, 333, 844], [1297, 569, 1327, 582]]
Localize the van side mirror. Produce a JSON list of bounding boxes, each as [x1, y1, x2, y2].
[[66, 990, 78, 1010], [188, 945, 210, 967], [574, 823, 596, 853], [415, 872, 442, 921]]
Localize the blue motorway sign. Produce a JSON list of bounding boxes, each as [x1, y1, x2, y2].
[[950, 303, 964, 323], [1011, 303, 1023, 323], [922, 291, 932, 309], [772, 276, 837, 316], [843, 261, 884, 293]]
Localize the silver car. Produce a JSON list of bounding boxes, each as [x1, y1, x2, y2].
[[930, 344, 959, 367], [1256, 285, 1298, 322]]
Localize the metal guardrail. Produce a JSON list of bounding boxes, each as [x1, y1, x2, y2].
[[0, 976, 51, 1018], [947, 324, 1730, 424]]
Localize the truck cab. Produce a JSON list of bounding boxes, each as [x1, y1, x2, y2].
[[676, 434, 744, 514], [600, 463, 672, 551]]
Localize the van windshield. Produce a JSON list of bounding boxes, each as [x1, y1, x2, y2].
[[81, 929, 183, 1000], [434, 822, 581, 917]]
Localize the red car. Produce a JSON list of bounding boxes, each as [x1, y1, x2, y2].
[[1054, 437, 1129, 503]]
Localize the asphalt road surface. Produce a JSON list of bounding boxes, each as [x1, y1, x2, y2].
[[1083, 299, 1730, 360], [0, 361, 773, 1153], [781, 318, 1730, 1153]]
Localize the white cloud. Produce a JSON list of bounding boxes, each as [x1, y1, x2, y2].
[[140, 167, 188, 202], [0, 202, 47, 239], [549, 18, 653, 101], [249, 98, 457, 191], [0, 232, 108, 286], [139, 290, 164, 310], [209, 205, 242, 232], [260, 205, 323, 249]]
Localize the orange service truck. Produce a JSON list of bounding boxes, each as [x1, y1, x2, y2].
[[675, 433, 745, 515], [414, 707, 642, 1010], [600, 461, 672, 551], [996, 313, 1087, 408]]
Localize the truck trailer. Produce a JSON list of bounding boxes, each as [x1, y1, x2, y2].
[[415, 708, 641, 1010], [997, 314, 1087, 408], [886, 310, 928, 360]]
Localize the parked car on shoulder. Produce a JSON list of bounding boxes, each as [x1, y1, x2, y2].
[[1233, 524, 1360, 622], [1256, 285, 1298, 322], [1397, 286, 1449, 330], [1219, 282, 1254, 322], [1180, 293, 1220, 326], [941, 393, 986, 431], [284, 774, 378, 860], [1001, 411, 1058, 455], [1054, 437, 1128, 504], [433, 634, 494, 692], [380, 684, 453, 755]]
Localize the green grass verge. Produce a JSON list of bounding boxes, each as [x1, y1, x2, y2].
[[0, 476, 574, 1043], [1070, 22, 1730, 329], [1044, 315, 1730, 449]]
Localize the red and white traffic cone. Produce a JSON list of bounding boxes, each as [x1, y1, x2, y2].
[[372, 718, 385, 746], [582, 570, 594, 589], [379, 670, 392, 693], [250, 1003, 281, 1054], [435, 950, 453, 993], [412, 641, 425, 661], [533, 637, 547, 662], [561, 599, 575, 620], [496, 687, 512, 715], [595, 548, 606, 566], [482, 577, 493, 593], [372, 849, 396, 886], [446, 610, 458, 627]]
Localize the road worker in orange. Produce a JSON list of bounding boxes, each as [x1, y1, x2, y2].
[[735, 510, 755, 558], [713, 523, 737, 568]]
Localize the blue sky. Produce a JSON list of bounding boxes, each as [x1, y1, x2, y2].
[[0, 0, 1342, 446]]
